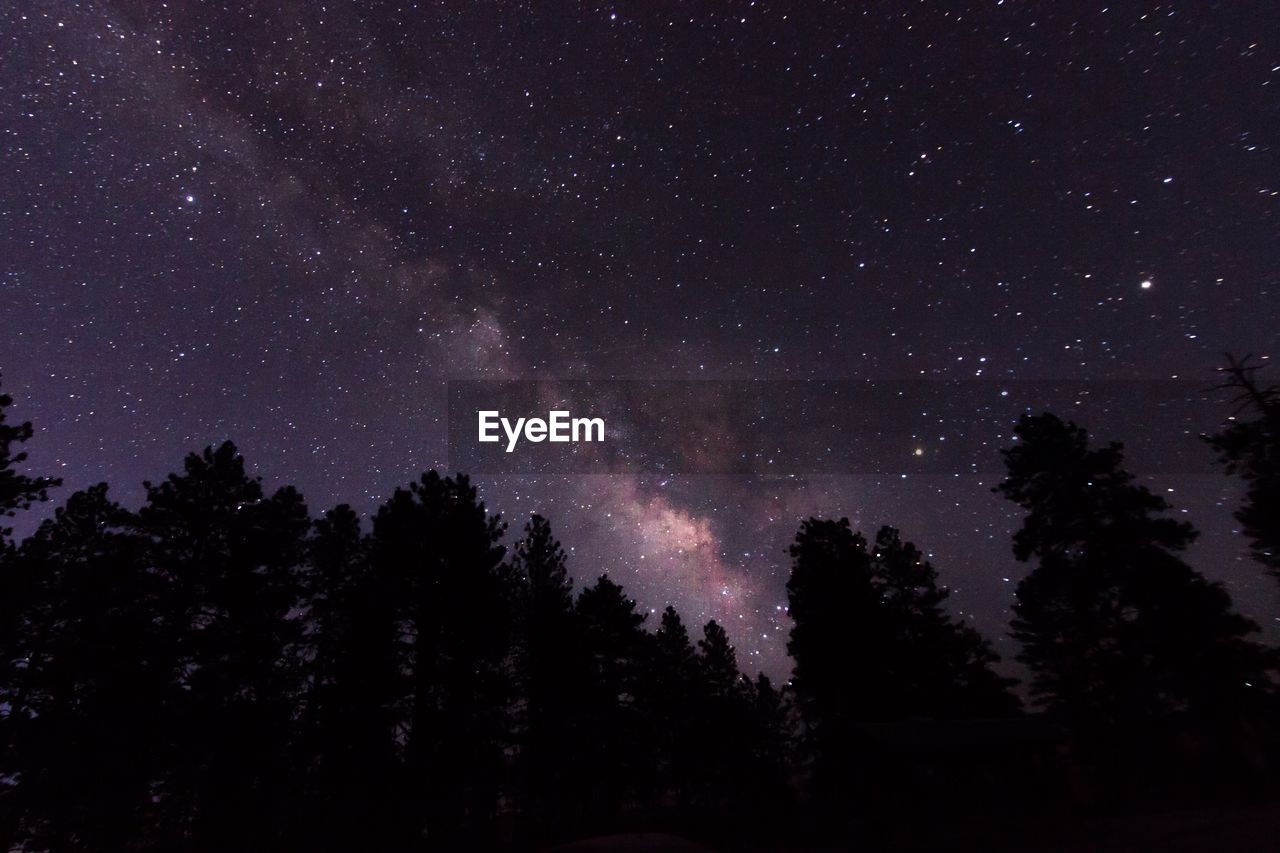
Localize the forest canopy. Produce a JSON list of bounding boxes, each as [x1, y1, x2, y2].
[[1, 365, 1278, 851]]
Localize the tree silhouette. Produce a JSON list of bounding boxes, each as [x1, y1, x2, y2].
[[741, 673, 792, 804], [369, 471, 512, 838], [0, 375, 60, 549], [869, 527, 1019, 718], [687, 619, 752, 808], [574, 575, 652, 816], [9, 367, 1280, 849], [3, 485, 165, 850], [786, 516, 1021, 805], [0, 377, 61, 847], [1206, 354, 1280, 579], [135, 441, 310, 847], [297, 504, 400, 847], [648, 605, 700, 803], [697, 619, 740, 697], [510, 514, 589, 823], [998, 412, 1272, 721], [787, 519, 1015, 728], [654, 605, 697, 676], [787, 518, 889, 735]]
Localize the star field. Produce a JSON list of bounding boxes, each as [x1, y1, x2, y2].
[[2, 1, 1278, 676]]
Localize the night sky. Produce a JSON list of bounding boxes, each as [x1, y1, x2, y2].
[[2, 2, 1278, 677]]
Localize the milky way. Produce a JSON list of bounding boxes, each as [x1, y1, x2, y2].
[[3, 2, 1278, 676]]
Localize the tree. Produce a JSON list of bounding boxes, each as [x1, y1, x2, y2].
[[742, 673, 792, 802], [786, 515, 1020, 804], [787, 519, 1014, 726], [2, 486, 167, 851], [688, 620, 750, 806], [698, 620, 741, 698], [870, 527, 1019, 717], [0, 375, 60, 548], [516, 513, 574, 616], [510, 514, 588, 820], [654, 605, 697, 676], [786, 518, 901, 797], [648, 605, 700, 803], [574, 575, 652, 815], [369, 471, 513, 837], [135, 441, 310, 847], [787, 518, 890, 728], [0, 376, 61, 738], [297, 505, 400, 847], [576, 575, 648, 703], [1206, 354, 1280, 579], [998, 412, 1272, 721]]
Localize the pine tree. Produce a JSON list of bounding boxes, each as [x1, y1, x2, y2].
[[654, 605, 697, 679], [3, 486, 166, 850], [575, 575, 651, 814], [743, 673, 792, 797], [787, 517, 1020, 799], [787, 519, 1012, 723], [0, 375, 60, 549], [870, 526, 1019, 717], [787, 518, 891, 727], [576, 575, 648, 698], [689, 620, 750, 807], [0, 377, 62, 846], [1206, 354, 1280, 579], [998, 412, 1272, 720], [649, 605, 699, 802], [516, 513, 573, 615], [136, 441, 310, 846], [510, 514, 586, 818], [300, 505, 399, 846], [370, 471, 512, 834], [698, 619, 741, 698]]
